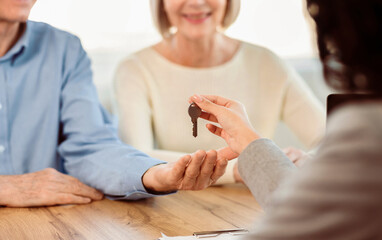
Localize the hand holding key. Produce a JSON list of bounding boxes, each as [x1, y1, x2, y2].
[[188, 103, 202, 137], [189, 94, 261, 154]]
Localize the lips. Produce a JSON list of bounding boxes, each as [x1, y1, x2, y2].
[[182, 12, 212, 24]]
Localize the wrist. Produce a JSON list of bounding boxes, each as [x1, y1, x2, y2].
[[238, 129, 259, 154], [142, 164, 175, 194], [0, 175, 12, 206]]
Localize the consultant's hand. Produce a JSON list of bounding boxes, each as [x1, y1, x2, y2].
[[0, 168, 104, 207], [142, 150, 228, 193], [189, 94, 261, 154]]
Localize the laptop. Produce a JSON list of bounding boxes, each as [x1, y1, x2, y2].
[[327, 93, 382, 117]]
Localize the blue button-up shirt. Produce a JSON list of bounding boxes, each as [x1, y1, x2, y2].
[[0, 21, 164, 200]]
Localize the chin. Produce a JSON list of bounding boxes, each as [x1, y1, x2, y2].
[[2, 5, 32, 21], [182, 29, 216, 40], [3, 12, 30, 23], [2, 16, 29, 23], [17, 14, 29, 22]]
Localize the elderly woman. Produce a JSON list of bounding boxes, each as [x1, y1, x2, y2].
[[113, 0, 325, 184]]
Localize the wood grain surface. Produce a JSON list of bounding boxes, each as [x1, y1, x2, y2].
[[0, 183, 263, 240]]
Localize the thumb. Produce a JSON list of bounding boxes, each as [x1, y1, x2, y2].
[[191, 94, 222, 116], [217, 147, 239, 161]]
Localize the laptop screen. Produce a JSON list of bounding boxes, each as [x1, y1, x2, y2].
[[327, 94, 382, 117]]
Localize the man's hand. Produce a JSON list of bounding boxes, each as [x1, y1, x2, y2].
[[142, 150, 228, 193], [0, 168, 103, 207], [216, 147, 239, 161]]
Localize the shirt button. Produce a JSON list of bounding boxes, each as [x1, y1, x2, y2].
[[0, 145, 5, 153], [0, 103, 2, 110]]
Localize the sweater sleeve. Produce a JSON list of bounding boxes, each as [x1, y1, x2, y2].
[[238, 139, 297, 208], [281, 62, 326, 149], [240, 105, 382, 240], [113, 57, 154, 150]]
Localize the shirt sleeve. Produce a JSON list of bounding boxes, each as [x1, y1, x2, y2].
[[240, 106, 382, 239], [57, 35, 167, 200]]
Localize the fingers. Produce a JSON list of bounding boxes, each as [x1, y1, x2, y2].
[[60, 174, 104, 200], [195, 150, 217, 190], [216, 147, 239, 161], [199, 112, 218, 123], [283, 147, 304, 163], [190, 95, 233, 107], [190, 95, 223, 115], [182, 150, 206, 190], [210, 158, 228, 185], [171, 154, 191, 180], [3, 169, 103, 207], [206, 124, 230, 144], [206, 123, 223, 137], [53, 193, 92, 205]]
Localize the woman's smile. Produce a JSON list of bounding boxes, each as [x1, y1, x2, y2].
[[181, 12, 212, 24]]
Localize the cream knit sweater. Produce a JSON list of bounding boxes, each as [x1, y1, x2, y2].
[[113, 42, 325, 184]]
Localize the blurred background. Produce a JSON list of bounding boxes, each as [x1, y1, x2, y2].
[[29, 0, 332, 149]]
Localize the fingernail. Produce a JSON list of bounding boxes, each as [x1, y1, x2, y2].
[[192, 94, 203, 103]]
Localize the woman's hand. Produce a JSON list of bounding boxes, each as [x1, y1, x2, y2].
[[142, 150, 228, 193], [283, 147, 309, 167], [189, 94, 261, 154]]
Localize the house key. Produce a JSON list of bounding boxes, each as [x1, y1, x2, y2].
[[188, 103, 202, 137]]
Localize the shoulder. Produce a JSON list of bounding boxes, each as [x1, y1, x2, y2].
[[28, 21, 83, 51], [114, 47, 156, 85], [238, 41, 295, 87], [328, 102, 382, 137], [239, 41, 283, 64], [319, 102, 382, 165], [116, 45, 159, 72], [239, 41, 290, 72], [117, 46, 155, 71]]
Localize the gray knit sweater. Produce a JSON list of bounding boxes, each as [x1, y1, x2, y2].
[[238, 103, 382, 239]]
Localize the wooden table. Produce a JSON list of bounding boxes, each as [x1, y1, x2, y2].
[[0, 184, 263, 240]]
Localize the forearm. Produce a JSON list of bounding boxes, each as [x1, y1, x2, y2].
[[61, 142, 166, 200], [238, 138, 297, 209]]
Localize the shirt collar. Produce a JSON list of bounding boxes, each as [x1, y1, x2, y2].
[[0, 21, 30, 63]]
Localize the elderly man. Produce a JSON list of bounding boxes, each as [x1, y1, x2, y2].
[[0, 0, 228, 207]]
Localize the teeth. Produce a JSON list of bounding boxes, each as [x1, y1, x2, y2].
[[186, 13, 209, 20]]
